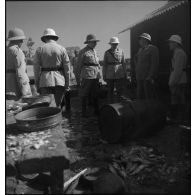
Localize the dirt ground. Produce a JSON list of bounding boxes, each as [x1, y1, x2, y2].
[[6, 89, 191, 194]]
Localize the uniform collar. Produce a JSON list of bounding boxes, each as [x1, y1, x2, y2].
[[110, 47, 119, 53], [46, 40, 56, 44]]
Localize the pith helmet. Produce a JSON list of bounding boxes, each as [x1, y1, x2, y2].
[[41, 28, 59, 42], [109, 37, 120, 44], [84, 34, 100, 44], [168, 35, 182, 45], [7, 28, 26, 41], [139, 33, 152, 42]]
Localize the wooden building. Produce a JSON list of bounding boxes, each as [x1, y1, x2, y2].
[[119, 1, 190, 92]]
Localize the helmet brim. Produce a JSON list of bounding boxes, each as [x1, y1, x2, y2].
[[84, 39, 100, 44], [41, 35, 59, 42], [167, 39, 182, 45], [7, 36, 26, 41], [138, 36, 151, 42], [109, 42, 120, 44]]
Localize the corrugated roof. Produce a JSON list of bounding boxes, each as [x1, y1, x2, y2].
[[119, 1, 188, 34]]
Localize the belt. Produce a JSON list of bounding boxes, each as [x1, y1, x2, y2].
[[171, 68, 187, 72], [6, 69, 16, 73], [83, 63, 99, 67], [107, 62, 122, 65], [41, 67, 64, 71]]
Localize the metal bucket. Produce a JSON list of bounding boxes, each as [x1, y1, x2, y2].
[[99, 99, 167, 143], [15, 107, 62, 132]]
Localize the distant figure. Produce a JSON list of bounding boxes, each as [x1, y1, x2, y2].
[[6, 28, 32, 100], [103, 37, 126, 102], [167, 35, 187, 122], [33, 28, 70, 110], [77, 34, 101, 117], [135, 33, 159, 99], [72, 49, 80, 86]]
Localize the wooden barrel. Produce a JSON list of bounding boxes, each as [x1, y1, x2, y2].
[[99, 99, 167, 143]]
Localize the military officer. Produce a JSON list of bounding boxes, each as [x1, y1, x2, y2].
[[135, 33, 159, 99], [167, 35, 188, 122], [6, 28, 32, 100], [103, 37, 126, 102], [77, 34, 101, 117], [34, 28, 70, 110]]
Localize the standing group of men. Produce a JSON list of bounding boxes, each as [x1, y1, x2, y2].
[[6, 27, 188, 122]]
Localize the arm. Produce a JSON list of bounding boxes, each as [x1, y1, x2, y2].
[[14, 50, 31, 97], [102, 52, 107, 80], [169, 51, 185, 86], [33, 48, 42, 90], [62, 48, 70, 89], [147, 47, 159, 80], [121, 50, 126, 77]]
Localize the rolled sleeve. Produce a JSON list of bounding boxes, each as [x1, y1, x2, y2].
[[14, 51, 31, 96], [103, 52, 108, 78], [33, 48, 42, 89], [62, 48, 70, 88]]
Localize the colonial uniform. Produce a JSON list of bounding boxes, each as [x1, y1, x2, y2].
[[168, 37, 187, 105], [6, 28, 32, 100], [77, 34, 101, 116], [135, 33, 159, 99], [103, 46, 126, 99], [34, 28, 70, 108]]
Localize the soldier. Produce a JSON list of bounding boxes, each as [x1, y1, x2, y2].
[[77, 34, 101, 117], [34, 28, 70, 110], [103, 37, 126, 102], [6, 28, 32, 100], [167, 35, 188, 122], [135, 33, 159, 99]]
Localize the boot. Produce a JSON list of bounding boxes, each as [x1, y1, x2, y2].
[[82, 97, 88, 117], [93, 97, 99, 116], [65, 92, 71, 112]]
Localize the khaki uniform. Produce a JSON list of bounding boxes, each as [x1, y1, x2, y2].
[[6, 44, 32, 100], [34, 40, 70, 107], [169, 47, 187, 105], [103, 48, 126, 98], [135, 44, 159, 99], [77, 45, 101, 114]]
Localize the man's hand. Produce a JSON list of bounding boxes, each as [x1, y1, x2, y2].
[[64, 86, 70, 92]]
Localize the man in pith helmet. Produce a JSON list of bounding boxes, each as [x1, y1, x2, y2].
[[167, 35, 188, 123], [103, 37, 126, 102], [6, 28, 32, 100], [33, 28, 71, 111], [134, 33, 159, 99], [77, 34, 101, 117]]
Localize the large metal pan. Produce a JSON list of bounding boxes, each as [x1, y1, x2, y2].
[[15, 107, 62, 132]]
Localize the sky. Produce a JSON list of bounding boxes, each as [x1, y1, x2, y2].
[[6, 1, 167, 60]]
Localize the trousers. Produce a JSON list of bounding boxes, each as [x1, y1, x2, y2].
[[40, 86, 65, 108], [136, 79, 157, 99]]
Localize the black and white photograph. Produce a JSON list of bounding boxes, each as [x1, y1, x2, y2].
[[5, 0, 191, 194]]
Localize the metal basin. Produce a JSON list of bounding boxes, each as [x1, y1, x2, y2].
[[15, 107, 62, 131], [22, 94, 52, 105]]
